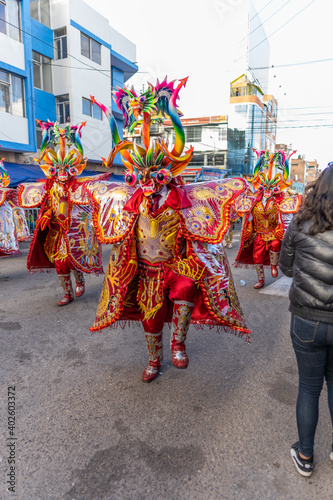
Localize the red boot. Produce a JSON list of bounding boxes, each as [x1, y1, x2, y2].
[[171, 301, 194, 369], [72, 270, 85, 297], [57, 274, 74, 306], [254, 265, 265, 289], [142, 331, 163, 382], [270, 251, 279, 278]]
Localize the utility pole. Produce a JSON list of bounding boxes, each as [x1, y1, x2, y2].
[[210, 136, 216, 167]]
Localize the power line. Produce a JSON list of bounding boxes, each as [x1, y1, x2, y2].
[[240, 0, 293, 45], [250, 57, 333, 70], [0, 16, 120, 81], [249, 0, 276, 22], [279, 105, 333, 110]]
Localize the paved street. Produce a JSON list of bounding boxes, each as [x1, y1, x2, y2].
[[0, 225, 332, 499]]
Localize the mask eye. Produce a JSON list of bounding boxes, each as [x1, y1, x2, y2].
[[139, 96, 146, 103], [155, 169, 172, 185], [273, 186, 279, 193], [124, 169, 139, 186], [48, 166, 57, 176], [69, 166, 78, 176], [258, 185, 264, 191]]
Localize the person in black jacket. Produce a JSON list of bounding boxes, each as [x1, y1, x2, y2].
[[279, 164, 333, 477]]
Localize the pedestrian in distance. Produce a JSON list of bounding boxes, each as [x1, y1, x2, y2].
[[279, 163, 333, 477]]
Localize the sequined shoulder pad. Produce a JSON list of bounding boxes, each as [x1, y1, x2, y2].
[[0, 187, 11, 207], [233, 188, 256, 216], [277, 193, 302, 213], [83, 180, 137, 243], [181, 177, 247, 243], [17, 182, 46, 208]]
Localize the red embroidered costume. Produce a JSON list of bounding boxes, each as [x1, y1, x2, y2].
[[85, 77, 250, 382], [17, 122, 103, 305], [0, 160, 30, 256], [234, 150, 301, 288]]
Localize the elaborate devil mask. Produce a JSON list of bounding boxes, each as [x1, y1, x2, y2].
[[35, 120, 87, 183]]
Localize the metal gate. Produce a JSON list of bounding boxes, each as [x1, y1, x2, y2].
[[24, 208, 40, 235]]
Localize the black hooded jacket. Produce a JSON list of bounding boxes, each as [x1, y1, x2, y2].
[[279, 218, 333, 323]]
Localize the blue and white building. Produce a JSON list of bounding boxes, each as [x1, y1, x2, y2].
[[0, 0, 137, 181]]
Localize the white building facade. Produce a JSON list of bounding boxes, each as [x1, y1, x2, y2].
[[0, 0, 137, 174]]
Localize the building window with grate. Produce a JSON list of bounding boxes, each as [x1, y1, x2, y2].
[[80, 32, 101, 64], [0, 0, 21, 41], [56, 94, 70, 123], [54, 27, 67, 60], [0, 69, 24, 117], [30, 0, 50, 28], [82, 97, 102, 120], [32, 51, 52, 93]]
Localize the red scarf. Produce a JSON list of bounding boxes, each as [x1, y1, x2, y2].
[[123, 184, 191, 213]]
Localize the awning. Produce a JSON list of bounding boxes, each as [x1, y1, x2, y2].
[[4, 163, 124, 188]]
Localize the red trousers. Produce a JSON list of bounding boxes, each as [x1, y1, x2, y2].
[[54, 256, 77, 275], [252, 235, 281, 265], [141, 268, 196, 333]]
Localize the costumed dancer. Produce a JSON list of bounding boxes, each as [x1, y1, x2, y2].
[[17, 121, 103, 305], [234, 150, 301, 288], [0, 160, 29, 256], [84, 77, 250, 382], [7, 189, 31, 243]]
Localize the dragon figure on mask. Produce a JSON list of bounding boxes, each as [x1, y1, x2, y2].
[[84, 76, 251, 383], [234, 149, 301, 288], [17, 121, 106, 305], [0, 160, 30, 257]]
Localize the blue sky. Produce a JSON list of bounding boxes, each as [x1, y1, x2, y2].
[[95, 0, 333, 171]]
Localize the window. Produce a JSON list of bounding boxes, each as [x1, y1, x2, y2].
[[267, 118, 272, 133], [184, 126, 201, 142], [207, 153, 225, 167], [0, 2, 5, 35], [80, 32, 101, 64], [0, 0, 21, 41], [30, 0, 50, 27], [218, 127, 227, 141], [273, 104, 277, 119], [32, 51, 52, 93], [0, 69, 24, 117], [56, 94, 70, 123], [82, 97, 102, 120], [54, 27, 67, 60], [206, 126, 227, 142], [36, 124, 42, 149], [191, 153, 205, 166]]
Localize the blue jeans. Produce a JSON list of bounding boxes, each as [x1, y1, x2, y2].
[[290, 314, 333, 457]]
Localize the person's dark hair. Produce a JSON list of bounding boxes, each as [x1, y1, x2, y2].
[[294, 163, 333, 235]]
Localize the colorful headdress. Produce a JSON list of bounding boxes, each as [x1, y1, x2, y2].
[[249, 149, 296, 192], [90, 77, 193, 188], [0, 158, 10, 187], [34, 120, 87, 179]]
